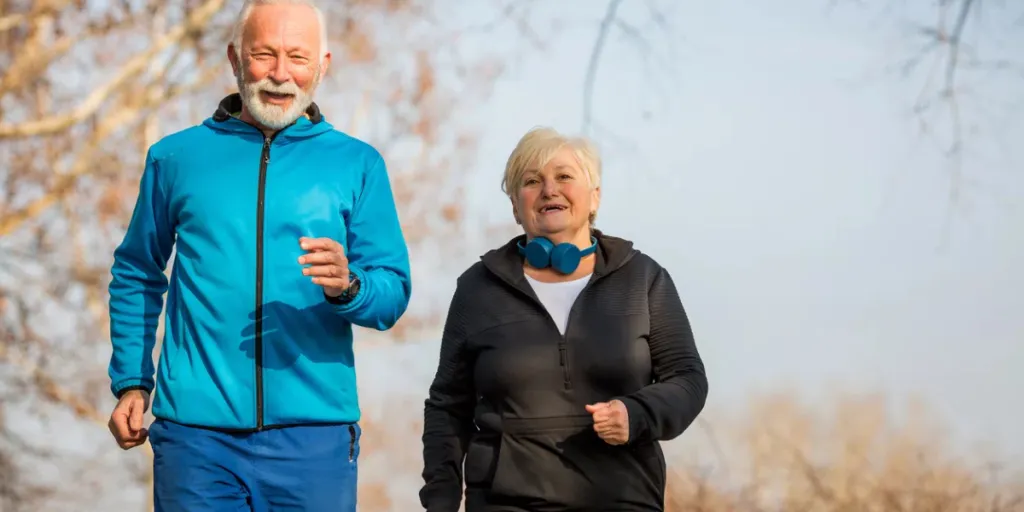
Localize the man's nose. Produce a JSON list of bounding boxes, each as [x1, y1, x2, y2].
[[268, 56, 291, 83]]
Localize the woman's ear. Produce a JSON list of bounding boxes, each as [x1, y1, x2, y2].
[[511, 199, 521, 225]]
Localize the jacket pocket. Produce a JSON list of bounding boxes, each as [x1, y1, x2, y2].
[[489, 415, 656, 509], [463, 436, 498, 487]]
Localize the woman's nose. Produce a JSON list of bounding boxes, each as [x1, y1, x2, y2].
[[541, 179, 559, 197]]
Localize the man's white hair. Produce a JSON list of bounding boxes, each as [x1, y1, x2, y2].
[[230, 0, 329, 62]]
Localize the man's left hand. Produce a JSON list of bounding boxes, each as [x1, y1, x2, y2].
[[299, 237, 349, 297], [585, 400, 630, 445]]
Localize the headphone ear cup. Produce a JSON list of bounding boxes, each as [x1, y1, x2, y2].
[[550, 243, 581, 274], [524, 237, 554, 269]]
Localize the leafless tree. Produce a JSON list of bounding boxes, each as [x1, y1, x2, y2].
[[831, 0, 1023, 236], [0, 0, 536, 509]]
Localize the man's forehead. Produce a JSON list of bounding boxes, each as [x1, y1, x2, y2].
[[243, 5, 320, 43]]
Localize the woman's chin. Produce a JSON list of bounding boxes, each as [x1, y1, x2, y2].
[[530, 224, 587, 241]]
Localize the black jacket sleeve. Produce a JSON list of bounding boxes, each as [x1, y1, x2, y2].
[[420, 284, 477, 512], [618, 267, 708, 445]]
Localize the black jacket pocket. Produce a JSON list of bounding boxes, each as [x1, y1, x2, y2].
[[486, 415, 664, 510]]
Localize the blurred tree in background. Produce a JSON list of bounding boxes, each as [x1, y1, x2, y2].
[[0, 0, 527, 508]]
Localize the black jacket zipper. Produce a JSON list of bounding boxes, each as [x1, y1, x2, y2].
[[558, 344, 571, 390], [255, 134, 273, 430], [515, 276, 596, 391]]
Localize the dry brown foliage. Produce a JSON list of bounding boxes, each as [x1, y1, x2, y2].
[[665, 391, 1024, 512]]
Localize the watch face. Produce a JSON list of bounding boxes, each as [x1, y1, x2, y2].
[[345, 274, 360, 297]]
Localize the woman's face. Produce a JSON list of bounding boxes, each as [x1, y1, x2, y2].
[[513, 147, 600, 242]]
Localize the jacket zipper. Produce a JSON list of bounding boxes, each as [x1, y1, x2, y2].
[[254, 134, 272, 431], [525, 279, 593, 391], [558, 344, 571, 390], [558, 298, 588, 390]]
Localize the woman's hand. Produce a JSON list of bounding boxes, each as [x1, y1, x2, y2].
[[585, 400, 629, 445]]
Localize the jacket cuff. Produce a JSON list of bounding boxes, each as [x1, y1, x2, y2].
[[617, 396, 650, 445], [326, 265, 370, 313], [111, 379, 153, 400]]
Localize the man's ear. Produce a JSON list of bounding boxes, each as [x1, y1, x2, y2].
[[227, 44, 239, 75], [320, 51, 332, 76]]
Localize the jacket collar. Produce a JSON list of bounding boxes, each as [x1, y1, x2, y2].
[[211, 92, 323, 124], [203, 93, 334, 143]]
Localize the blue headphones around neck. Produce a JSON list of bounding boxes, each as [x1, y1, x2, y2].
[[517, 236, 598, 274]]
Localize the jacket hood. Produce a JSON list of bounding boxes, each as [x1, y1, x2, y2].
[[481, 228, 637, 289], [201, 93, 334, 142]]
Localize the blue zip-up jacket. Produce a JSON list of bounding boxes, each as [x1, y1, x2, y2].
[[107, 94, 412, 431]]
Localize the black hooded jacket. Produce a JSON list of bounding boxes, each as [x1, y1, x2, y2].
[[420, 231, 709, 512]]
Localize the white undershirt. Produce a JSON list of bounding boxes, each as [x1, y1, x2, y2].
[[524, 273, 592, 335]]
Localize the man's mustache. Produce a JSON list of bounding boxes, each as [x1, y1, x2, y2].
[[250, 79, 302, 96]]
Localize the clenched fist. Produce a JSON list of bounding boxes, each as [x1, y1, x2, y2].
[[585, 400, 630, 445], [298, 237, 349, 297], [108, 389, 150, 450]]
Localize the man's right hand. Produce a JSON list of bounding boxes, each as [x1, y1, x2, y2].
[[108, 389, 151, 450]]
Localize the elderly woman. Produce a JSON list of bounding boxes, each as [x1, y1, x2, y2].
[[419, 127, 708, 512]]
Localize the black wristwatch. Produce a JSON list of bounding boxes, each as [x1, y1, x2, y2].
[[326, 271, 361, 305]]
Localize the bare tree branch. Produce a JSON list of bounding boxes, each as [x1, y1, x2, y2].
[[0, 0, 226, 139], [582, 0, 623, 137]]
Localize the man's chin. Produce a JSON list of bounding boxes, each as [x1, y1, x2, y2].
[[245, 103, 297, 129]]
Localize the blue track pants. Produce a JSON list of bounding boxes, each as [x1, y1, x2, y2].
[[149, 418, 360, 512]]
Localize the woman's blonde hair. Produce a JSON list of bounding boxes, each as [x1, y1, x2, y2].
[[501, 127, 602, 223]]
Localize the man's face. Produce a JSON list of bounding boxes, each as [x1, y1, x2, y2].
[[230, 4, 330, 130]]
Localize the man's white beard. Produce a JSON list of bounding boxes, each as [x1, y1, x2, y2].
[[235, 65, 321, 130]]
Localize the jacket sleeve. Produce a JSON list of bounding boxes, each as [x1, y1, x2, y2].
[[618, 267, 708, 444], [329, 154, 412, 330], [107, 149, 176, 399], [420, 284, 476, 512]]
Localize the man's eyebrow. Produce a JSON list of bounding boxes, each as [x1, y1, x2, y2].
[[246, 43, 313, 54]]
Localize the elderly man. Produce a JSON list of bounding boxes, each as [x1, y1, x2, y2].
[[104, 0, 411, 510]]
